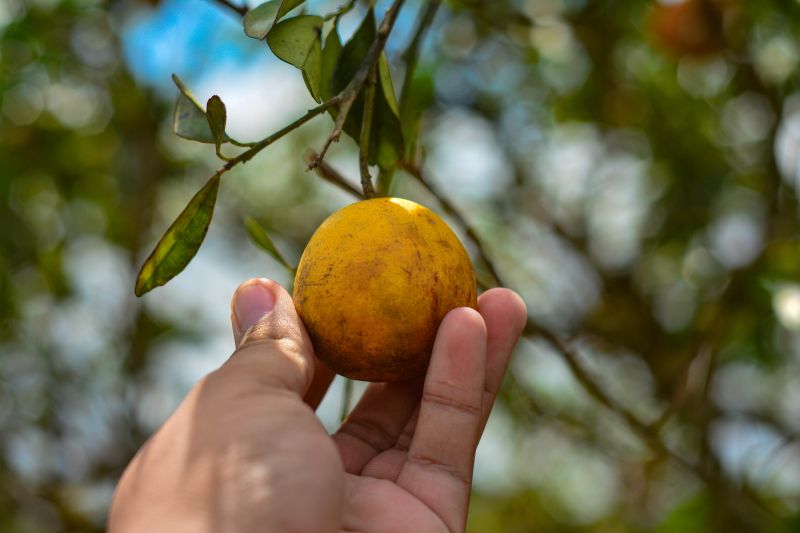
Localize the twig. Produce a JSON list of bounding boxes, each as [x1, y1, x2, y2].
[[201, 99, 338, 186], [523, 322, 777, 523], [402, 162, 504, 286], [309, 0, 407, 169], [358, 66, 378, 198], [526, 323, 648, 433], [399, 0, 440, 114], [223, 98, 339, 171], [211, 0, 247, 17], [305, 151, 363, 198], [648, 344, 713, 433]]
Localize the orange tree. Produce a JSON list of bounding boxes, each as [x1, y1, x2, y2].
[[3, 0, 800, 530]]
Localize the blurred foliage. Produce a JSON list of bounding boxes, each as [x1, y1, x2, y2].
[[2, 0, 800, 531]]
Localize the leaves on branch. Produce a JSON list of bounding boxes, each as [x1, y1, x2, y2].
[[267, 15, 323, 102], [330, 9, 404, 170], [206, 95, 227, 151], [300, 34, 323, 102], [135, 175, 221, 296], [244, 217, 296, 272], [243, 0, 305, 40], [372, 53, 404, 170], [378, 54, 399, 116], [320, 23, 342, 101], [171, 74, 230, 144]]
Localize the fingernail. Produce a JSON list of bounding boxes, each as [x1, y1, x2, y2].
[[233, 280, 276, 335]]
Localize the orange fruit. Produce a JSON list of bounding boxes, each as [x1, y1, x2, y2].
[[649, 0, 726, 59], [293, 197, 477, 382]]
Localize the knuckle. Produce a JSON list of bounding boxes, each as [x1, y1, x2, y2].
[[421, 388, 481, 417], [239, 318, 296, 345], [337, 418, 396, 453], [406, 452, 473, 487], [222, 338, 313, 392]]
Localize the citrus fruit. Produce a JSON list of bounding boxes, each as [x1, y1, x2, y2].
[[293, 197, 477, 382], [648, 0, 727, 59]]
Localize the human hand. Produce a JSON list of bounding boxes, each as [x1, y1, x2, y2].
[[109, 278, 527, 532]]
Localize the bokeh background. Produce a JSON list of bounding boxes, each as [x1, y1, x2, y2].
[[2, 0, 800, 530]]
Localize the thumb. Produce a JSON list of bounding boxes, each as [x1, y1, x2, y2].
[[223, 278, 316, 395]]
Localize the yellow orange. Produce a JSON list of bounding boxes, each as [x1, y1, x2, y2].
[[293, 197, 477, 382]]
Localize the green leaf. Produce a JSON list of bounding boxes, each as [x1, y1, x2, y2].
[[171, 74, 230, 144], [320, 24, 342, 101], [372, 55, 403, 169], [331, 8, 375, 112], [378, 53, 399, 117], [400, 66, 434, 160], [331, 10, 403, 170], [267, 15, 323, 69], [371, 83, 404, 170], [244, 217, 295, 272], [276, 0, 303, 20], [267, 15, 323, 101], [243, 0, 305, 40], [135, 175, 221, 296], [301, 34, 322, 102], [205, 95, 227, 150], [244, 1, 280, 39]]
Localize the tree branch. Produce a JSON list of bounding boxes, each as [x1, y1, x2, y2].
[[524, 322, 777, 524], [358, 66, 378, 198], [309, 0, 407, 169], [224, 98, 338, 171], [200, 98, 339, 187], [402, 162, 504, 286], [305, 151, 363, 198]]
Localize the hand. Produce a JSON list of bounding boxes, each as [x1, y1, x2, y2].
[[109, 278, 527, 532]]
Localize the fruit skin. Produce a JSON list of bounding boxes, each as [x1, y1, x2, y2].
[[293, 197, 477, 382]]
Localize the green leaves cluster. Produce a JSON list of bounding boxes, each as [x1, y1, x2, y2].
[[171, 74, 228, 145], [329, 9, 404, 171], [136, 2, 409, 296], [247, 2, 404, 169]]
